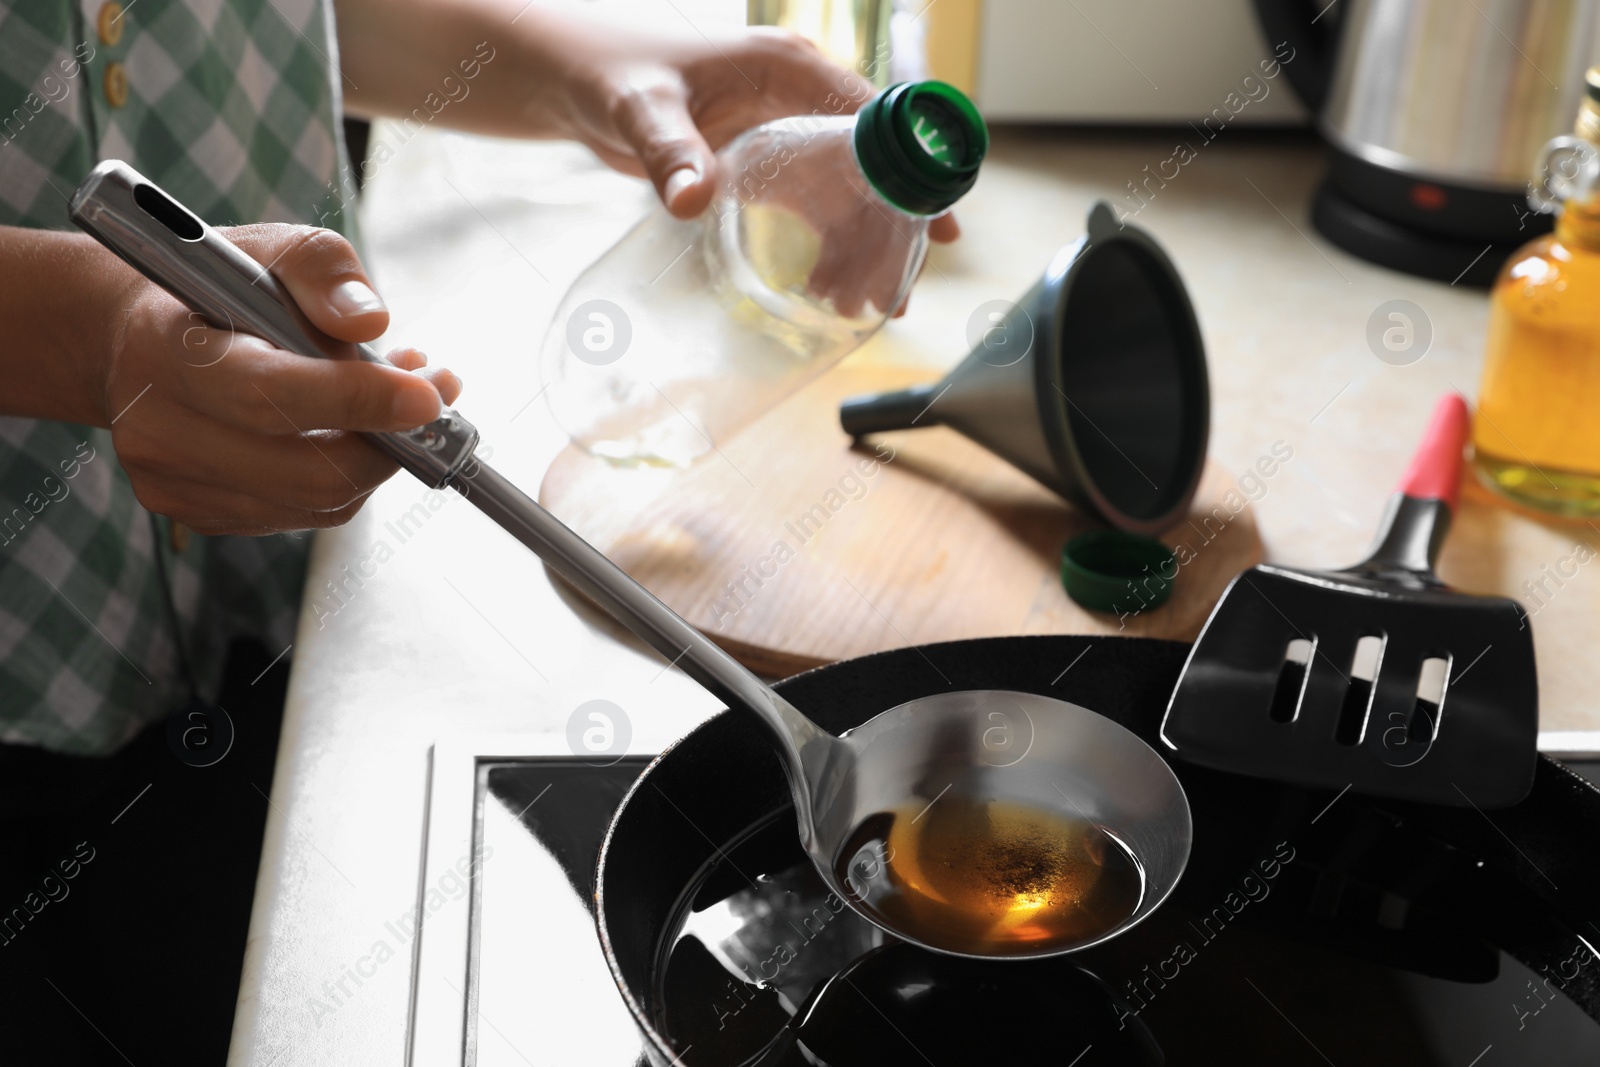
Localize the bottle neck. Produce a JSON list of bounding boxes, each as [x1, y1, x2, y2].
[[1555, 96, 1600, 250], [1555, 196, 1600, 252]]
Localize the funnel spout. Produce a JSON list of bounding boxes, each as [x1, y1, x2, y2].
[[840, 385, 943, 436]]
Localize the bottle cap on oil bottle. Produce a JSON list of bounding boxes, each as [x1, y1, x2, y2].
[[854, 81, 988, 216]]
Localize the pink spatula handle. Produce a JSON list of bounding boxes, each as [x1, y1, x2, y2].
[[1397, 393, 1471, 512]]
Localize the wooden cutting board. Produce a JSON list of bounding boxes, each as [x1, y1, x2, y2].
[[539, 364, 1263, 677]]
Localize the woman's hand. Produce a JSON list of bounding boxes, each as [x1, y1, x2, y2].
[[551, 24, 958, 321], [96, 225, 461, 535], [550, 23, 953, 235], [550, 24, 961, 242]]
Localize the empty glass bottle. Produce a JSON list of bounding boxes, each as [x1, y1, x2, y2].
[[540, 80, 986, 468]]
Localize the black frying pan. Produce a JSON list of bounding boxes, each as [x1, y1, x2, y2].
[[596, 636, 1600, 1066]]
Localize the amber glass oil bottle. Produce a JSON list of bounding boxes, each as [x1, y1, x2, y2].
[[1475, 69, 1600, 517]]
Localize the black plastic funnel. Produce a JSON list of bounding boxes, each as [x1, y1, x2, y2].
[[840, 202, 1209, 536]]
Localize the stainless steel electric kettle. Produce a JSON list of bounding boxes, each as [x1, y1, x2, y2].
[[1255, 0, 1600, 284]]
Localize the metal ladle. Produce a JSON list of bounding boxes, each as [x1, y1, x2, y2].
[[72, 160, 1193, 960]]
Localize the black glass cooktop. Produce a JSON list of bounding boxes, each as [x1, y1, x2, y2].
[[466, 758, 651, 1066], [459, 757, 1600, 1067]]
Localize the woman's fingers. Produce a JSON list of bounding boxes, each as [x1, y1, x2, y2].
[[226, 224, 390, 344], [605, 68, 717, 218], [131, 471, 376, 535], [690, 29, 861, 149], [113, 395, 397, 513], [165, 329, 447, 435], [929, 212, 961, 243], [414, 362, 463, 406], [384, 347, 462, 405], [387, 348, 428, 372]]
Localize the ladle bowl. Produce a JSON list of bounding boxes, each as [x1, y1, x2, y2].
[[811, 690, 1192, 958]]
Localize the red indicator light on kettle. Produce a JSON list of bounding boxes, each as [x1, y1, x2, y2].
[[1410, 183, 1448, 211]]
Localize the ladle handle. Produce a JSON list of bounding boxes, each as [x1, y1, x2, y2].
[[454, 463, 829, 774], [69, 160, 828, 796]]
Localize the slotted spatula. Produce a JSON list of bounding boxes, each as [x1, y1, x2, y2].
[[1161, 393, 1537, 808]]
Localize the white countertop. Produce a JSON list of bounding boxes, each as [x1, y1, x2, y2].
[[227, 123, 1600, 1065]]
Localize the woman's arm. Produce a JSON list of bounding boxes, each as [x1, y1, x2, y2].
[[334, 0, 579, 140], [333, 0, 865, 218], [0, 226, 139, 426]]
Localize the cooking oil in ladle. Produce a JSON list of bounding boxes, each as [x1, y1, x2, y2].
[[834, 795, 1144, 957]]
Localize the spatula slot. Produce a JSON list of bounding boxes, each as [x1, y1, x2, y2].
[[1334, 635, 1387, 745], [1408, 655, 1450, 744], [1269, 638, 1315, 723]]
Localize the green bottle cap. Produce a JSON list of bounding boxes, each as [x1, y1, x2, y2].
[[854, 81, 988, 216], [1060, 531, 1178, 615]]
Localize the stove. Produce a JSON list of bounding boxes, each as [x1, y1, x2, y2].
[[408, 738, 651, 1065], [407, 737, 1600, 1066]]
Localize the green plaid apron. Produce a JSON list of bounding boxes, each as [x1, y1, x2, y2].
[[0, 0, 358, 753]]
